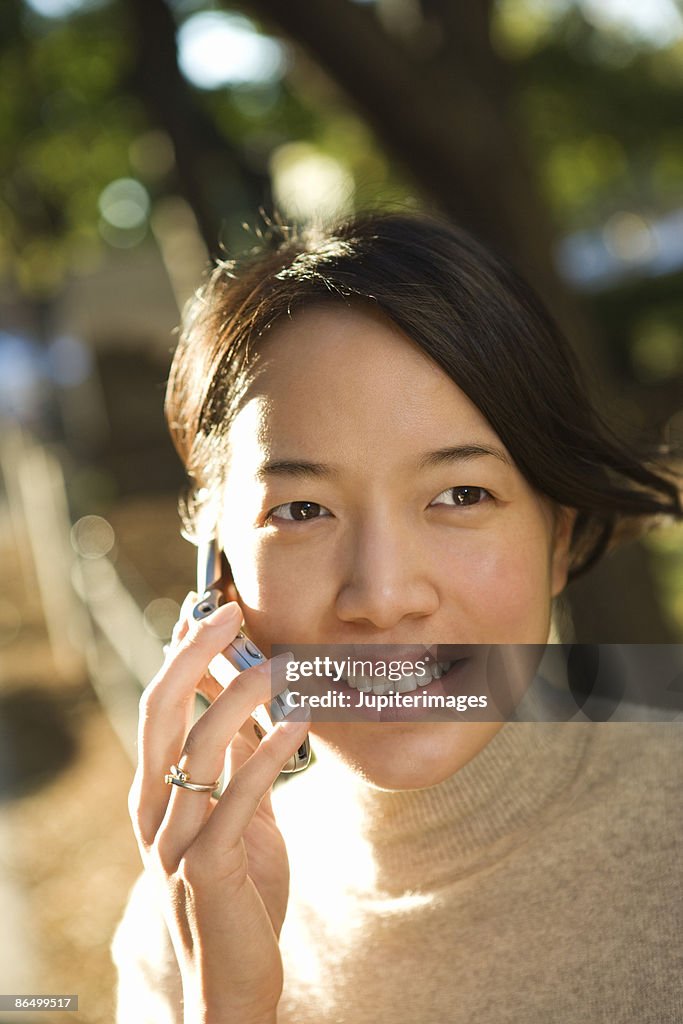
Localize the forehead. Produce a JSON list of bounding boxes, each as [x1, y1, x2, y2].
[[227, 302, 502, 463], [257, 301, 439, 393]]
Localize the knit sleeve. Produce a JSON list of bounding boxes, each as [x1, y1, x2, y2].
[[111, 871, 183, 1024]]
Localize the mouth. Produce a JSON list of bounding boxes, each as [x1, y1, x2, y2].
[[337, 658, 467, 696]]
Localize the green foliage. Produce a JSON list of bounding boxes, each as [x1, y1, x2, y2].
[[0, 3, 146, 293], [494, 5, 683, 229], [3, 0, 683, 319]]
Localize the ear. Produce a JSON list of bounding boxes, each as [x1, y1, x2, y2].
[[550, 505, 578, 597]]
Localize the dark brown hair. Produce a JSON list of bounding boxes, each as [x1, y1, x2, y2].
[[165, 211, 681, 581]]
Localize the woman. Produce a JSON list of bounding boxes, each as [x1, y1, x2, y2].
[[113, 212, 682, 1023]]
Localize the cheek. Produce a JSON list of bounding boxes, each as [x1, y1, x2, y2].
[[226, 537, 333, 652], [442, 523, 553, 641]]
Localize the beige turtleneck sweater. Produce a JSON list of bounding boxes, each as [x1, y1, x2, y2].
[[112, 721, 683, 1023]]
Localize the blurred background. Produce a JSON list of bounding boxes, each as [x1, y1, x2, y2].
[[0, 0, 682, 1020]]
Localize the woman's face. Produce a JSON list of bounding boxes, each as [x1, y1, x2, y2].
[[218, 303, 575, 788]]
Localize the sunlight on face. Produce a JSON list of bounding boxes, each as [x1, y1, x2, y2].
[[218, 303, 575, 788]]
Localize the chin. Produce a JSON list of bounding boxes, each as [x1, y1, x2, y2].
[[311, 721, 504, 791]]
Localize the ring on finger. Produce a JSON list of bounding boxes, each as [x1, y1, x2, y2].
[[164, 763, 219, 793]]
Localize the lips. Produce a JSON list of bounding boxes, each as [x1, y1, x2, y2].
[[339, 644, 439, 669], [342, 658, 454, 693], [336, 644, 479, 668]]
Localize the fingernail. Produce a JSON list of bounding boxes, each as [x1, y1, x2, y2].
[[220, 601, 242, 620], [208, 601, 243, 628], [171, 594, 196, 642], [179, 591, 198, 620], [188, 599, 242, 637], [269, 651, 295, 677]]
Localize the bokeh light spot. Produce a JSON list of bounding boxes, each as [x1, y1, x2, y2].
[[70, 515, 115, 559], [24, 0, 108, 18], [98, 178, 150, 231], [603, 212, 656, 263], [143, 598, 181, 641], [270, 143, 354, 221], [177, 12, 286, 89]]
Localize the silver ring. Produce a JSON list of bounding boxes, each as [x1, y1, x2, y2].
[[164, 764, 219, 793]]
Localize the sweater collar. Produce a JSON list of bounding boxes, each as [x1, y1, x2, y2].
[[297, 722, 592, 895]]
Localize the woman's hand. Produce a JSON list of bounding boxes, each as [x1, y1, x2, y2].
[[128, 596, 310, 1024]]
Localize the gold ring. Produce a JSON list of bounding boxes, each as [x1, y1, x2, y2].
[[164, 764, 219, 793]]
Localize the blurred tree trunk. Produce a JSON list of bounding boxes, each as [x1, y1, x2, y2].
[[122, 0, 274, 254], [245, 0, 594, 365]]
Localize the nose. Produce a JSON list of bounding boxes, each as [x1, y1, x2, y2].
[[335, 515, 439, 630]]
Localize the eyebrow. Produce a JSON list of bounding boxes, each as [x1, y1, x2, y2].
[[256, 459, 338, 481], [417, 444, 512, 469], [257, 444, 511, 481]]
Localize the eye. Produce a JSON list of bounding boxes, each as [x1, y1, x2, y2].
[[266, 500, 332, 523], [429, 486, 493, 508]]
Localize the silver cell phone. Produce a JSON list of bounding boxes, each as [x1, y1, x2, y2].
[[192, 538, 311, 774]]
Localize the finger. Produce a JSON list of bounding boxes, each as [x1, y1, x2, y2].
[[155, 653, 293, 865], [223, 721, 264, 812], [167, 595, 245, 794], [173, 590, 198, 643], [132, 592, 197, 857], [178, 592, 222, 704], [132, 601, 243, 846], [230, 718, 262, 775], [197, 672, 223, 704], [163, 591, 198, 662], [190, 718, 311, 860], [141, 600, 244, 755], [168, 593, 224, 734], [166, 594, 206, 739]]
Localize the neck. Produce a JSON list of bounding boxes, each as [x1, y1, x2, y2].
[[289, 722, 593, 896]]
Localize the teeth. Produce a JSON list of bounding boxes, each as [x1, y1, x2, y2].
[[395, 674, 419, 693], [344, 675, 373, 690], [434, 660, 456, 677], [341, 661, 457, 695]]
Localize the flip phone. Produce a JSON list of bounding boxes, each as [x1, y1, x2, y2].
[[192, 538, 311, 774]]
